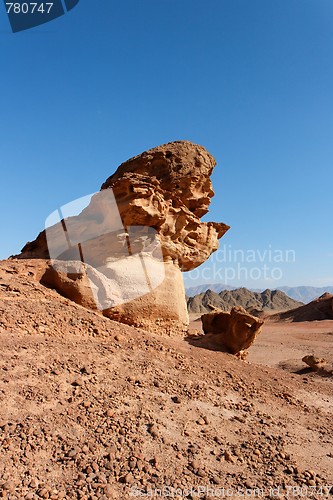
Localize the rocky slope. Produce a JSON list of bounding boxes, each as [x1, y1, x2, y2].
[[187, 287, 303, 316], [279, 286, 333, 304], [269, 293, 333, 322], [185, 284, 333, 304], [0, 259, 332, 499]]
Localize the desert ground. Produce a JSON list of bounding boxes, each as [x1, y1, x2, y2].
[[190, 317, 333, 374], [249, 321, 333, 373], [0, 260, 332, 499]]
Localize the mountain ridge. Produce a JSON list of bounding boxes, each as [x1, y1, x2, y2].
[[187, 287, 303, 315], [185, 283, 333, 304], [269, 292, 333, 322]]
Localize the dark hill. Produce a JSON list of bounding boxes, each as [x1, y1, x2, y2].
[[269, 293, 333, 322], [187, 287, 303, 315]]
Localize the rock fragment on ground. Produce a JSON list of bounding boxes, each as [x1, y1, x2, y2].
[[201, 306, 264, 354], [302, 355, 327, 372]]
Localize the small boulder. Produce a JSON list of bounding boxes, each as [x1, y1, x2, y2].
[[302, 355, 327, 372], [201, 306, 263, 355]]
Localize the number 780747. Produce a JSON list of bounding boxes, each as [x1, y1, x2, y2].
[[5, 3, 54, 14]]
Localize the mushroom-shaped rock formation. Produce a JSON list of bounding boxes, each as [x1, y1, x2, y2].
[[18, 141, 229, 335]]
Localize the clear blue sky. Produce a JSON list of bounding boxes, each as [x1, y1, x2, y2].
[[0, 0, 332, 289]]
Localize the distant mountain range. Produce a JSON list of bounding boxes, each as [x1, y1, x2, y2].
[[277, 286, 333, 304], [187, 287, 303, 316], [186, 284, 235, 296], [185, 283, 333, 304]]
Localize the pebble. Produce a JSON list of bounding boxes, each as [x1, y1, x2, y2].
[[129, 459, 137, 469], [224, 451, 236, 463], [91, 462, 99, 472], [124, 473, 134, 484], [104, 484, 114, 497], [71, 378, 83, 387], [38, 488, 49, 498], [29, 479, 39, 488], [307, 479, 316, 486], [190, 459, 200, 470], [149, 425, 159, 438], [2, 481, 15, 492]]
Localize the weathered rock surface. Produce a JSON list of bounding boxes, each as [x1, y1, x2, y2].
[[201, 306, 264, 354], [17, 141, 229, 334], [302, 355, 328, 372]]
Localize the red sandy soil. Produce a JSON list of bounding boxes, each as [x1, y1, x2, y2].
[[248, 321, 333, 372], [0, 259, 332, 499]]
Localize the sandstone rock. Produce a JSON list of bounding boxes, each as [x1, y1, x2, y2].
[[102, 259, 189, 334], [302, 355, 327, 372], [201, 306, 264, 354], [18, 141, 229, 335], [40, 261, 99, 311]]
